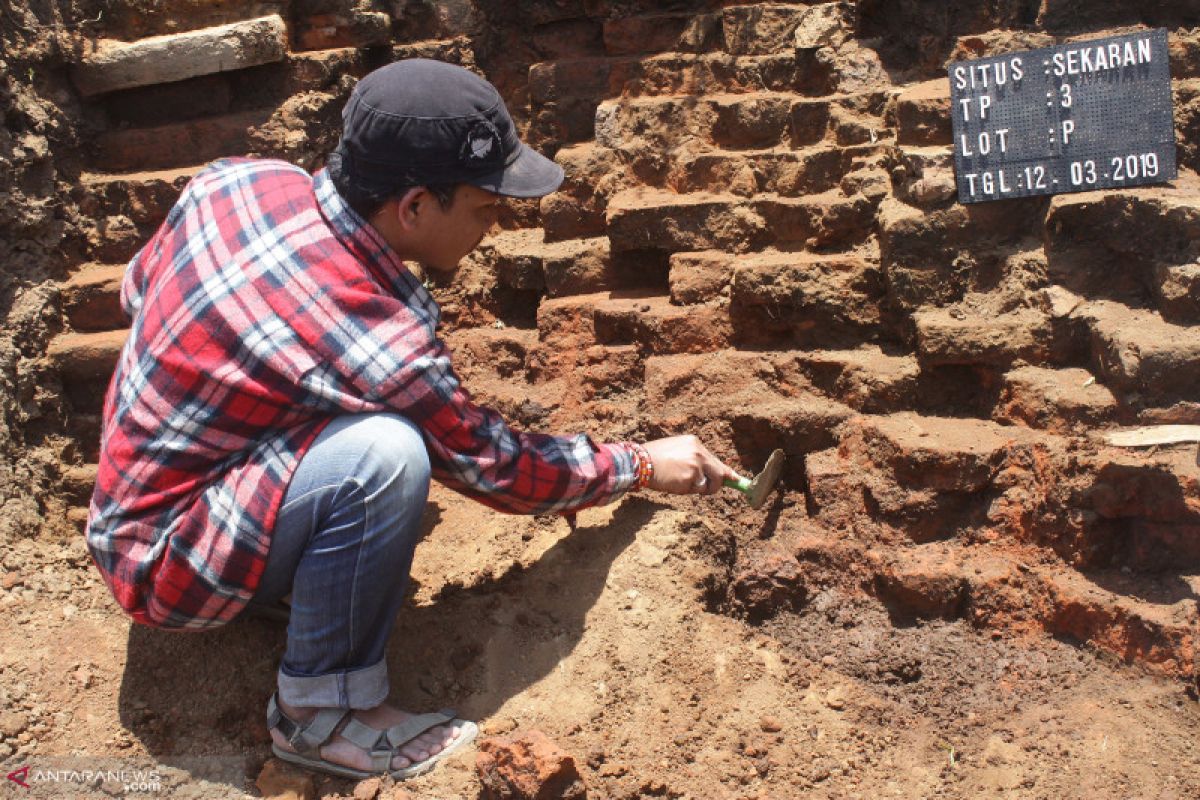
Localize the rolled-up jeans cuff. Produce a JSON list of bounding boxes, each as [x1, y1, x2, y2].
[[277, 658, 388, 710]]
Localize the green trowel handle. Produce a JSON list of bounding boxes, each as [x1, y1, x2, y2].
[[723, 476, 752, 494]]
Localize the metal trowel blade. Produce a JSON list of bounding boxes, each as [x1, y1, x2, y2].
[[746, 449, 785, 509]]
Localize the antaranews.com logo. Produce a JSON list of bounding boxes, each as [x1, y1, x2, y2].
[[6, 763, 163, 794]]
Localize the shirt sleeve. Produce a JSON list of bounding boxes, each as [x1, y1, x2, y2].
[[281, 272, 639, 515]]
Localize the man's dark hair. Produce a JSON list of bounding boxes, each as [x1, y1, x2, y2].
[[329, 167, 458, 220]]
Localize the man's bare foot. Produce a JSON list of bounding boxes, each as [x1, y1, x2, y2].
[[270, 696, 464, 773]]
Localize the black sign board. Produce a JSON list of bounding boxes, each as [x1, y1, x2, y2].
[[948, 29, 1176, 204]]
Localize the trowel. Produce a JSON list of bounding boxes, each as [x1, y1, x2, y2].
[[723, 449, 785, 509]]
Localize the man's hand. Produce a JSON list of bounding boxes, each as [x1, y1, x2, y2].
[[642, 435, 740, 496]]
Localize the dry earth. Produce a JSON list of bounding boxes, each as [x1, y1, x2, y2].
[[3, 476, 1200, 799]]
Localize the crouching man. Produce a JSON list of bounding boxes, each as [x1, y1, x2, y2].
[[85, 59, 737, 781]]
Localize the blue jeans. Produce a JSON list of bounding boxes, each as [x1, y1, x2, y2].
[[250, 413, 431, 710]]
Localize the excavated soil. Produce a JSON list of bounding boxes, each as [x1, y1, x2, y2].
[[3, 481, 1200, 799], [4, 1, 1200, 798]]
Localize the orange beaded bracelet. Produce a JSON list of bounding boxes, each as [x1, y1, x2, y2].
[[628, 442, 654, 491]]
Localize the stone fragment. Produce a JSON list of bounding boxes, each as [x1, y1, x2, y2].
[[878, 547, 969, 619], [730, 543, 807, 622], [352, 776, 382, 800], [0, 711, 28, 740], [73, 15, 287, 97], [255, 758, 315, 800], [793, 3, 846, 50], [476, 730, 587, 800]]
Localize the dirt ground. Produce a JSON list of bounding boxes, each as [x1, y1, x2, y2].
[[3, 477, 1199, 799]]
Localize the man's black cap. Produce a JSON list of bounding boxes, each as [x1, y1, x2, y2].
[[327, 59, 564, 198]]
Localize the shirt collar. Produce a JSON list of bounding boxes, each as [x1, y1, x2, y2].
[[312, 168, 440, 322]]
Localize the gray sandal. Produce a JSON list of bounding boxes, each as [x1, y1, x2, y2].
[[267, 693, 478, 780]]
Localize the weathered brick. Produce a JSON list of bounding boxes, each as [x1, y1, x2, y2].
[[668, 251, 733, 305], [78, 166, 195, 228], [877, 544, 969, 620], [994, 366, 1121, 433], [606, 189, 768, 253], [540, 143, 625, 243], [880, 197, 1047, 312], [47, 330, 127, 384], [96, 108, 273, 172], [782, 347, 920, 414], [593, 295, 732, 355], [1083, 301, 1200, 406], [73, 15, 287, 97], [893, 79, 951, 146], [668, 144, 873, 197], [722, 3, 810, 56], [61, 264, 128, 332], [848, 412, 1035, 494], [730, 252, 883, 341], [602, 12, 719, 55], [914, 306, 1058, 367], [1044, 174, 1200, 319]]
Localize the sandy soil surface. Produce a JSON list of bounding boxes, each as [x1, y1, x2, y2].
[[3, 479, 1199, 799]]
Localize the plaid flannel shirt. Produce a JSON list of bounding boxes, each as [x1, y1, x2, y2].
[[86, 158, 637, 630]]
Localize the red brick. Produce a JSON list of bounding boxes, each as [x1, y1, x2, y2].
[[61, 263, 128, 332], [476, 730, 586, 800]]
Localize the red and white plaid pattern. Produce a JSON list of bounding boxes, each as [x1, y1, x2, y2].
[[86, 158, 636, 630]]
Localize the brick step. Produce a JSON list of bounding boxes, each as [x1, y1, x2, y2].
[[79, 165, 197, 227], [780, 347, 920, 415], [530, 51, 833, 106], [721, 3, 834, 56], [592, 293, 732, 355], [541, 140, 881, 242], [1039, 565, 1198, 678], [95, 108, 274, 173], [888, 145, 956, 208], [474, 231, 613, 297], [72, 15, 287, 97], [669, 142, 882, 196], [594, 91, 892, 151], [808, 412, 1200, 568], [732, 531, 1199, 680], [69, 413, 103, 464], [606, 187, 879, 253], [642, 350, 853, 455], [601, 11, 721, 56], [994, 365, 1126, 434], [892, 79, 952, 146], [62, 464, 99, 508], [878, 197, 1049, 313], [728, 250, 885, 346], [1082, 301, 1200, 408], [61, 263, 128, 332], [874, 539, 1199, 679], [913, 303, 1080, 368], [47, 330, 126, 415], [1044, 170, 1200, 324]]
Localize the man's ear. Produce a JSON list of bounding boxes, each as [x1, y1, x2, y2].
[[393, 187, 428, 231]]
